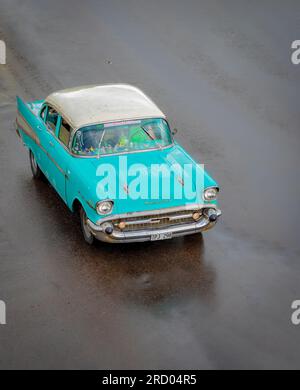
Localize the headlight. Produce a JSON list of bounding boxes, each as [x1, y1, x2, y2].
[[203, 187, 219, 201], [96, 200, 114, 215]]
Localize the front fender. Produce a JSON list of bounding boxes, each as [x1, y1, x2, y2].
[[66, 158, 100, 223]]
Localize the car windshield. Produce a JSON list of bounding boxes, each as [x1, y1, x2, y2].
[[72, 118, 173, 156]]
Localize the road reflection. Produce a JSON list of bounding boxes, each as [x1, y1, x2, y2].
[[91, 235, 216, 307], [30, 179, 216, 308]]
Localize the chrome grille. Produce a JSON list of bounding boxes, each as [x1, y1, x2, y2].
[[112, 209, 200, 232]]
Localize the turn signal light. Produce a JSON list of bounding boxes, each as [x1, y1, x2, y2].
[[192, 212, 201, 221], [118, 221, 126, 230]]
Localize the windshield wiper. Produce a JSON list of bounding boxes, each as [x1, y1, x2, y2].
[[141, 126, 161, 149], [97, 130, 106, 159], [141, 126, 154, 140]]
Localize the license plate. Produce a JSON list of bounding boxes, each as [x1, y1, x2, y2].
[[151, 232, 173, 241]]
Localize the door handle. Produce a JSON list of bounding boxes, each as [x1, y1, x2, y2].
[[49, 141, 54, 147], [37, 125, 42, 131]]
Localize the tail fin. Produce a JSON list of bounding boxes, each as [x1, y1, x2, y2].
[[16, 96, 41, 145]]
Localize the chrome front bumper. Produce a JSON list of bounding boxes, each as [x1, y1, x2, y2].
[[86, 205, 221, 243]]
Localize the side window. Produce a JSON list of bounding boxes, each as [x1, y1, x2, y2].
[[45, 107, 58, 132], [58, 118, 71, 147], [40, 105, 47, 121]]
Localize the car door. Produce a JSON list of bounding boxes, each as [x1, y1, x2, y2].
[[44, 108, 72, 201]]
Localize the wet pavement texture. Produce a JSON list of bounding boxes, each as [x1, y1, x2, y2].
[[0, 0, 300, 369]]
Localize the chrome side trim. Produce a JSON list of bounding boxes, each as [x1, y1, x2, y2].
[[16, 114, 41, 145]]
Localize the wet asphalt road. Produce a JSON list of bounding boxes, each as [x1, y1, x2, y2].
[[0, 0, 300, 369]]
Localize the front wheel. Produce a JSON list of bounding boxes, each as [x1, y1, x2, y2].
[[80, 207, 95, 245], [29, 150, 43, 179]]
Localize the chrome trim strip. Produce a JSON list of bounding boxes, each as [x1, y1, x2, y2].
[[95, 203, 218, 225], [16, 114, 41, 145], [114, 212, 194, 226]]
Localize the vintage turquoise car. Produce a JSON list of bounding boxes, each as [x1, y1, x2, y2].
[[16, 84, 221, 244]]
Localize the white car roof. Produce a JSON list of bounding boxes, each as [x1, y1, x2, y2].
[[45, 84, 166, 129]]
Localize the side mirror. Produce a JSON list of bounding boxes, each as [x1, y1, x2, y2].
[[172, 128, 178, 136]]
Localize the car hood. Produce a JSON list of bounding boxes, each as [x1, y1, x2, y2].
[[74, 144, 218, 215]]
